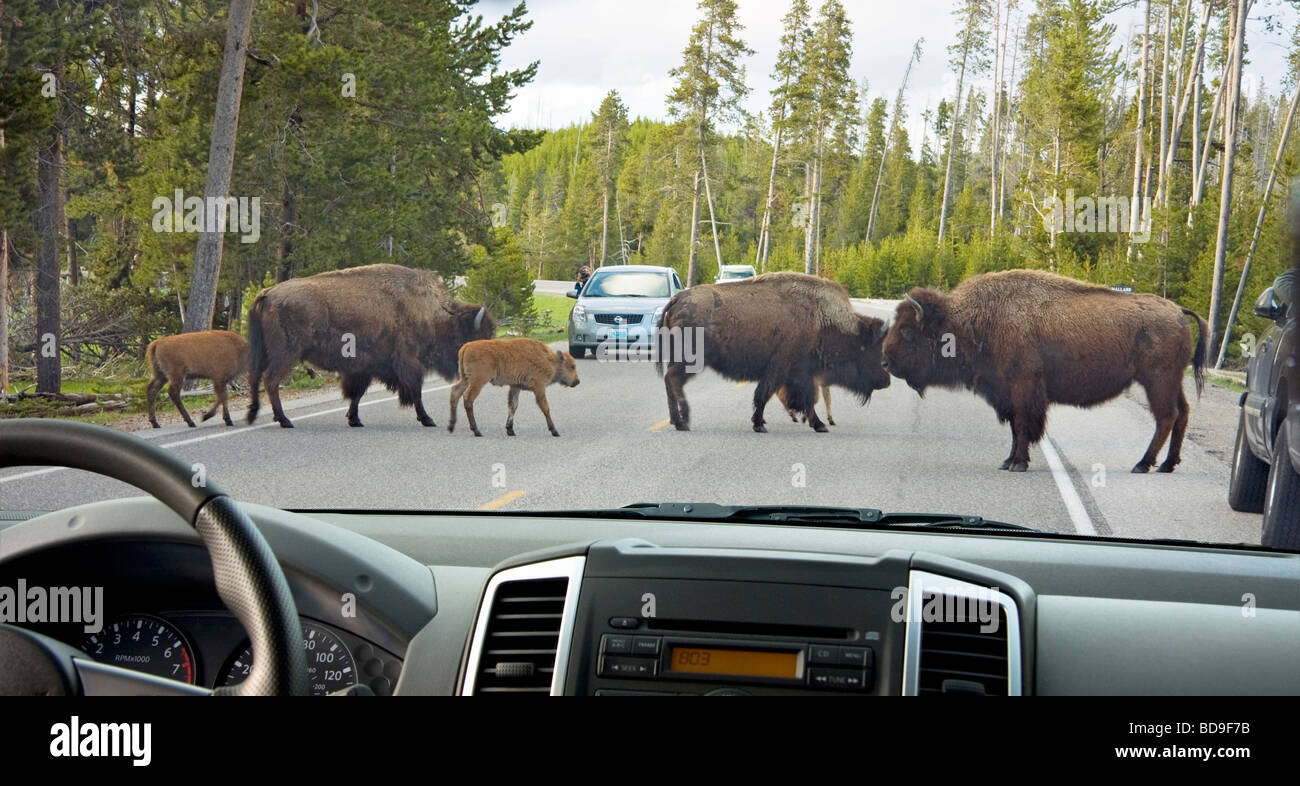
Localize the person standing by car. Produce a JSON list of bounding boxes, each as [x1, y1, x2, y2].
[[574, 266, 592, 294]]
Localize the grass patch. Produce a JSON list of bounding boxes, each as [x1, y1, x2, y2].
[[493, 292, 573, 345]]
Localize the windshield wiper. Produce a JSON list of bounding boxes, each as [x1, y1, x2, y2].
[[547, 503, 1039, 532]]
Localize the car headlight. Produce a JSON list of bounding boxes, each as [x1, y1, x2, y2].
[[572, 305, 586, 324], [652, 306, 665, 326]]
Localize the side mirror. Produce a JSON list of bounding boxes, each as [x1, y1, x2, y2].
[[566, 290, 578, 299], [1253, 287, 1285, 321]]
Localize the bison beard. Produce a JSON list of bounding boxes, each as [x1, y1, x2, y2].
[[657, 272, 890, 433], [245, 264, 495, 428], [882, 269, 1208, 473]]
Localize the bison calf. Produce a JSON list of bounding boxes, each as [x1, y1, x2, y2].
[[778, 379, 833, 426], [448, 339, 580, 437], [145, 330, 250, 429]]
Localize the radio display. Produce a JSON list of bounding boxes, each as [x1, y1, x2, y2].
[[667, 646, 800, 679]]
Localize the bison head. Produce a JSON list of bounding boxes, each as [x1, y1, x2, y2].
[[821, 314, 891, 402], [882, 288, 958, 395], [553, 350, 580, 388]]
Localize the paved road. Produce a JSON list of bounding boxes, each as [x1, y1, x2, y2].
[[0, 300, 1263, 545]]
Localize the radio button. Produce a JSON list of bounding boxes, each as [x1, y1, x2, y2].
[[600, 656, 659, 679], [602, 635, 634, 655], [632, 636, 661, 655], [840, 647, 871, 668], [809, 645, 839, 664], [609, 617, 641, 629], [808, 668, 869, 691]]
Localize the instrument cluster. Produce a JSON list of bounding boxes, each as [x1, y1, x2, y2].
[[75, 611, 402, 695]]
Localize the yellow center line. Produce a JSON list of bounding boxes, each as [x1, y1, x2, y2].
[[649, 418, 671, 431], [479, 490, 526, 510]]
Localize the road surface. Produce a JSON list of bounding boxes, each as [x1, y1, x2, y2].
[[0, 300, 1263, 546]]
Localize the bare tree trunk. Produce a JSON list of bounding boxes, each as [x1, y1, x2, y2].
[[990, 0, 1004, 234], [1161, 0, 1210, 207], [35, 123, 63, 393], [1190, 30, 1232, 220], [1130, 0, 1152, 247], [804, 126, 824, 274], [700, 148, 724, 275], [686, 170, 702, 286], [600, 128, 612, 266], [1156, 0, 1172, 207], [1215, 83, 1300, 368], [276, 180, 295, 282], [937, 58, 967, 247], [757, 122, 784, 270], [1206, 0, 1250, 357], [999, 19, 1020, 224], [185, 0, 255, 333]]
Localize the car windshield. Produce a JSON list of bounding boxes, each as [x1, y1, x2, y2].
[[582, 272, 670, 298], [2, 0, 1299, 555]]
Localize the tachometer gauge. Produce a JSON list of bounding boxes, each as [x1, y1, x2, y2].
[[80, 615, 196, 685], [220, 621, 357, 695]]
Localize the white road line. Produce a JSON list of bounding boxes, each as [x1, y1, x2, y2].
[[0, 383, 453, 485], [1038, 434, 1097, 536]]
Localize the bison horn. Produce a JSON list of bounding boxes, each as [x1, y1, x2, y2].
[[473, 307, 486, 332], [905, 293, 924, 319]]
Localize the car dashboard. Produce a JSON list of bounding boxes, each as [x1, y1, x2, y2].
[[2, 498, 1298, 696]]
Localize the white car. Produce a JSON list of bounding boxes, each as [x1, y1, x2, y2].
[[715, 264, 757, 283]]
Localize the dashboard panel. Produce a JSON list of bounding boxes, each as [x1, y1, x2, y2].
[[2, 498, 1299, 696]]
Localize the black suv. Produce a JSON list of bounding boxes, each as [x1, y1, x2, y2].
[[1228, 284, 1300, 548]]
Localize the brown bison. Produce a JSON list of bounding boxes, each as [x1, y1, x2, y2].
[[146, 330, 250, 429], [882, 269, 1207, 473], [447, 338, 580, 437], [246, 263, 495, 428], [657, 272, 891, 432]]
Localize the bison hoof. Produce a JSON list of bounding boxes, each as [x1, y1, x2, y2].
[[1131, 462, 1152, 474], [277, 419, 294, 429], [472, 429, 482, 437], [201, 411, 216, 422], [506, 427, 515, 436], [827, 418, 835, 426], [419, 418, 436, 427], [674, 423, 690, 431], [185, 421, 196, 429], [999, 458, 1013, 470], [550, 430, 559, 437], [1156, 463, 1178, 474], [223, 418, 234, 427], [753, 423, 768, 433], [149, 421, 160, 429], [1009, 461, 1028, 472], [348, 420, 364, 428], [812, 423, 829, 433]]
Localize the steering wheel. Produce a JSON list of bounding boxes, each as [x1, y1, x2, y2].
[[0, 419, 308, 696]]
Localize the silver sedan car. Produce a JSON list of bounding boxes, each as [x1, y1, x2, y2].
[[566, 265, 684, 358]]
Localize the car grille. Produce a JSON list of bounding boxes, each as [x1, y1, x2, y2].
[[593, 313, 644, 325]]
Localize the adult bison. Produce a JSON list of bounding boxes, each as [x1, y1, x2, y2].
[[882, 269, 1207, 473], [657, 271, 891, 432], [246, 263, 495, 428]]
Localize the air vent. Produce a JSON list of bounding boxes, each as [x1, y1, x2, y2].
[[462, 557, 584, 696], [902, 571, 1022, 696], [916, 592, 1010, 695]]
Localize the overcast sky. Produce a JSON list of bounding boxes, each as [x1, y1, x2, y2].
[[479, 0, 1298, 151]]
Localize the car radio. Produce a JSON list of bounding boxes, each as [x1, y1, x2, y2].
[[597, 633, 874, 693]]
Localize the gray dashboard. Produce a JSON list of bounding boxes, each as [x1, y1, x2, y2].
[[2, 497, 1298, 695]]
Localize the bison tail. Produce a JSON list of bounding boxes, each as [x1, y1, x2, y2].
[[245, 295, 268, 423], [1182, 307, 1208, 399]]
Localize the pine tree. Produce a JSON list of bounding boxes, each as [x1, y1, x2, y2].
[[667, 0, 754, 285], [938, 0, 993, 247]]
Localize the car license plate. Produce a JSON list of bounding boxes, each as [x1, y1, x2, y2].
[[608, 328, 628, 340]]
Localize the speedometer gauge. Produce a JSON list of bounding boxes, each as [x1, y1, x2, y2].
[[80, 615, 196, 685], [220, 622, 357, 695]]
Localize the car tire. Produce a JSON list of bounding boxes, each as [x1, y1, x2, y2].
[[1262, 419, 1300, 550], [1228, 410, 1268, 513], [569, 344, 586, 359]]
